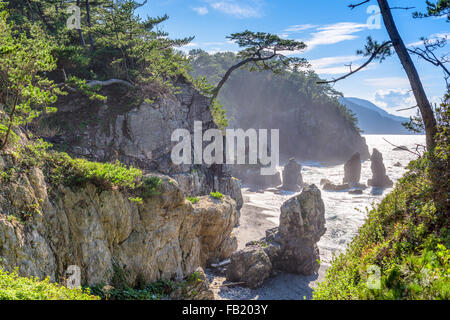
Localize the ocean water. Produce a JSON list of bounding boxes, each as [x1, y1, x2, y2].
[[242, 134, 426, 264]]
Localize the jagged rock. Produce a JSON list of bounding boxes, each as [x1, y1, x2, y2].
[[226, 185, 326, 288], [277, 184, 326, 274], [343, 152, 361, 185], [170, 267, 214, 300], [281, 158, 303, 191], [0, 164, 238, 286], [368, 148, 393, 188], [349, 189, 363, 195], [226, 245, 272, 289], [323, 182, 350, 191]]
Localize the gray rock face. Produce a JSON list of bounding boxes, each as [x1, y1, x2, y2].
[[225, 185, 326, 288], [281, 158, 303, 191], [343, 152, 361, 185], [368, 148, 393, 188], [43, 83, 242, 210]]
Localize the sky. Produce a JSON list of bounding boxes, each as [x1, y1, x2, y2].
[[136, 0, 449, 117]]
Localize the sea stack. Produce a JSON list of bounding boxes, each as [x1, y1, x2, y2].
[[368, 148, 393, 188], [343, 152, 361, 185], [281, 158, 303, 191]]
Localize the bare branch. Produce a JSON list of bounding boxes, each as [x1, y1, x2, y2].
[[390, 6, 415, 10], [86, 79, 134, 88], [383, 138, 421, 157], [396, 105, 418, 112], [349, 0, 370, 9], [317, 41, 392, 84]]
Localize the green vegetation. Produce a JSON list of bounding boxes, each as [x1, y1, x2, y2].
[[187, 197, 200, 204], [0, 8, 62, 149], [210, 191, 224, 200], [0, 268, 98, 300], [89, 269, 205, 300], [7, 139, 165, 204], [313, 97, 449, 300], [89, 279, 175, 300]]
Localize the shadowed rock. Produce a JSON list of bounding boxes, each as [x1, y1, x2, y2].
[[226, 246, 273, 289], [323, 182, 350, 191], [368, 148, 393, 188], [343, 152, 361, 185], [281, 158, 303, 191]]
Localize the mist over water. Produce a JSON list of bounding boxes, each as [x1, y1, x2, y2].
[[241, 134, 426, 264]]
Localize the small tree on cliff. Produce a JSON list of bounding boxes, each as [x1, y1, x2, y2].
[[211, 31, 308, 103], [318, 0, 448, 151], [0, 10, 61, 150]]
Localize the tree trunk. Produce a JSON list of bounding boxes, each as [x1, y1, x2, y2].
[[85, 0, 95, 50], [77, 0, 86, 47], [377, 0, 437, 151]]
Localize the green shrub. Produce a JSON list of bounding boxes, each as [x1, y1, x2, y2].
[[187, 197, 200, 204], [0, 268, 98, 300], [210, 191, 224, 200], [139, 176, 162, 198], [313, 156, 449, 300]]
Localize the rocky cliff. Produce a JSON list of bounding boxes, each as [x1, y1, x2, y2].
[[0, 151, 238, 287], [38, 82, 242, 210]]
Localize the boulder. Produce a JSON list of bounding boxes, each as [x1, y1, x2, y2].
[[225, 185, 326, 288], [393, 162, 402, 167], [368, 148, 393, 188], [277, 184, 326, 274], [226, 246, 272, 289], [170, 267, 214, 300], [281, 158, 303, 191], [320, 178, 331, 186], [323, 182, 350, 191], [343, 152, 361, 185], [349, 189, 363, 195]]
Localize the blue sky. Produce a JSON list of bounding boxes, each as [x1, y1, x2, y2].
[[137, 0, 449, 117]]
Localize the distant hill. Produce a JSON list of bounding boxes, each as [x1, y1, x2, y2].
[[339, 97, 413, 134]]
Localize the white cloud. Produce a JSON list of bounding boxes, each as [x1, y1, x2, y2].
[[373, 89, 416, 116], [207, 0, 263, 18], [407, 32, 449, 47], [305, 22, 370, 50], [283, 24, 317, 33], [364, 77, 411, 88], [308, 55, 366, 75], [192, 6, 209, 15]]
